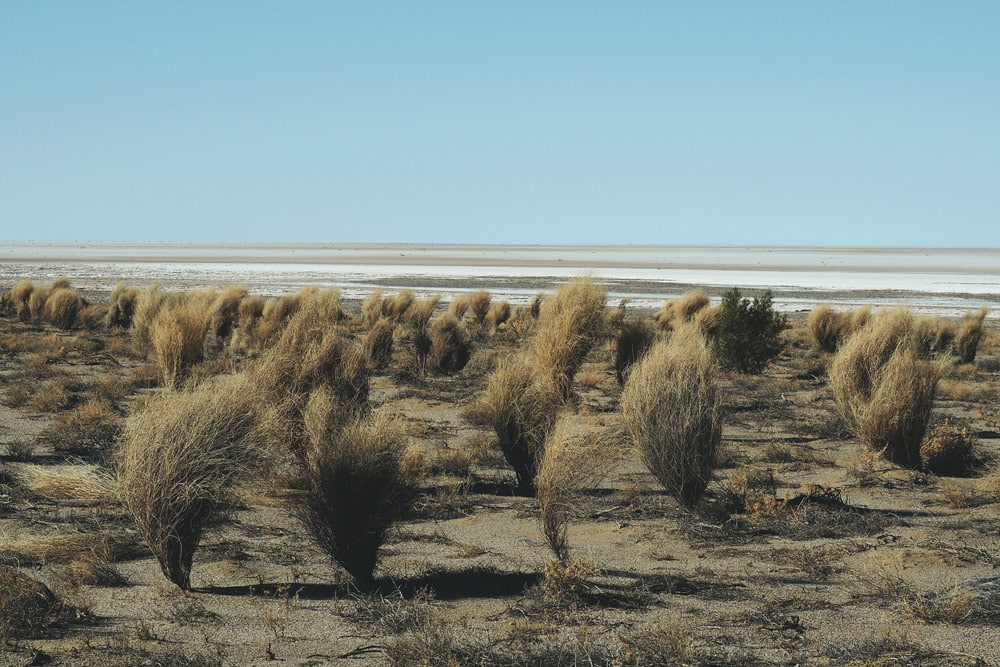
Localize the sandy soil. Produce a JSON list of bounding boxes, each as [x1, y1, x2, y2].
[[0, 280, 998, 666]]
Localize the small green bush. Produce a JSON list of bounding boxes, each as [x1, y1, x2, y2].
[[713, 288, 787, 374]]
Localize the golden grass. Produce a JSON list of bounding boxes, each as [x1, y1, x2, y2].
[[105, 283, 139, 329], [830, 309, 941, 468], [448, 293, 470, 320], [297, 390, 415, 586], [427, 314, 472, 375], [536, 419, 614, 560], [364, 317, 395, 370], [621, 326, 722, 508], [613, 319, 655, 386], [533, 277, 607, 400], [920, 419, 977, 476], [9, 279, 34, 322], [654, 289, 709, 329], [466, 355, 560, 496], [43, 287, 81, 330], [362, 289, 385, 326], [485, 300, 511, 329], [43, 398, 122, 457], [468, 290, 492, 325], [383, 290, 415, 322], [150, 297, 211, 388], [209, 284, 248, 339], [15, 463, 115, 504], [115, 374, 270, 589], [955, 306, 989, 363]]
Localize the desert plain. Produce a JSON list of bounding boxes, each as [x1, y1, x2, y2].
[[0, 245, 998, 667]]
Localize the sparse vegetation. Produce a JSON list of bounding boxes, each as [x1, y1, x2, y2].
[[115, 374, 269, 589], [830, 309, 942, 468], [621, 326, 722, 508], [533, 277, 607, 399]]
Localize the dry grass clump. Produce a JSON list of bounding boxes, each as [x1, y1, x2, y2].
[[208, 284, 248, 340], [621, 326, 722, 509], [296, 389, 415, 587], [150, 296, 212, 388], [466, 356, 560, 495], [115, 374, 270, 589], [131, 283, 172, 348], [485, 299, 511, 329], [654, 289, 709, 329], [28, 376, 77, 412], [448, 293, 470, 320], [405, 296, 440, 332], [9, 280, 34, 322], [364, 317, 395, 370], [427, 314, 472, 375], [533, 277, 607, 400], [42, 398, 122, 458], [361, 289, 385, 326], [613, 319, 655, 386], [236, 293, 265, 336], [920, 419, 978, 476], [249, 298, 369, 457], [830, 309, 942, 468], [807, 305, 871, 353], [383, 290, 415, 322], [468, 290, 492, 325], [105, 283, 139, 329], [955, 306, 989, 363], [0, 566, 67, 640], [16, 463, 115, 504], [43, 287, 82, 330], [536, 420, 613, 561]]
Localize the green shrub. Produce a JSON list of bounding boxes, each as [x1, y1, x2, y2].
[[713, 288, 787, 374]]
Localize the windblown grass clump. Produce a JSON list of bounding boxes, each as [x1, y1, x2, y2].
[[427, 314, 472, 375], [536, 419, 611, 561], [485, 299, 511, 329], [807, 305, 871, 353], [466, 356, 560, 496], [383, 290, 415, 322], [613, 319, 655, 386], [920, 419, 977, 476], [0, 566, 67, 640], [209, 284, 248, 340], [131, 284, 172, 348], [654, 290, 710, 329], [9, 279, 34, 321], [830, 310, 942, 468], [105, 283, 139, 329], [296, 389, 415, 587], [468, 290, 492, 325], [364, 317, 395, 370], [955, 307, 989, 363], [621, 326, 722, 509], [43, 287, 82, 330], [150, 296, 212, 388], [115, 374, 269, 589], [533, 277, 607, 399]]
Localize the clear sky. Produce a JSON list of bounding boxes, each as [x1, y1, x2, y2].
[[2, 3, 998, 246]]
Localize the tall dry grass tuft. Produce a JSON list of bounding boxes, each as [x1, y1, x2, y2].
[[150, 295, 212, 388], [10, 280, 34, 322], [536, 420, 613, 561], [532, 277, 608, 400], [383, 290, 415, 322], [468, 290, 492, 325], [237, 294, 266, 338], [131, 284, 172, 348], [43, 287, 82, 330], [362, 290, 385, 327], [955, 307, 989, 363], [448, 293, 470, 320], [654, 290, 710, 330], [209, 285, 248, 340], [466, 356, 559, 495], [364, 318, 395, 370], [296, 389, 415, 587], [621, 326, 722, 509], [249, 298, 369, 456], [614, 319, 655, 386], [405, 296, 440, 333], [105, 283, 139, 329], [427, 314, 472, 375], [28, 286, 50, 321], [115, 374, 269, 589], [485, 300, 511, 329], [829, 310, 942, 468], [807, 306, 843, 353]]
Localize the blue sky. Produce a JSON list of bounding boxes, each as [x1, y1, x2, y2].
[[2, 2, 998, 246]]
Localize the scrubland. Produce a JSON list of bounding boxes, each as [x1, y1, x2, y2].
[[0, 278, 998, 667]]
